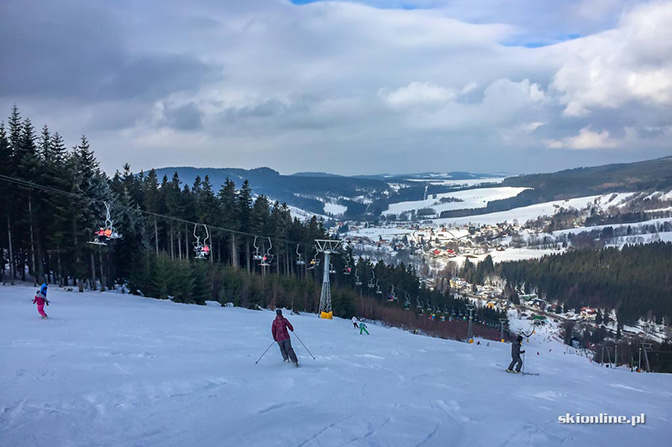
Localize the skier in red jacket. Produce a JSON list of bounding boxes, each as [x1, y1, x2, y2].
[[272, 309, 299, 367], [33, 290, 49, 319]]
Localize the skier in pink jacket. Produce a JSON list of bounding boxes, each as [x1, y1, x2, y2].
[[33, 289, 49, 319], [271, 309, 299, 366]]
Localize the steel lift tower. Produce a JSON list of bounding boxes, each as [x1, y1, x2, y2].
[[315, 239, 344, 319]]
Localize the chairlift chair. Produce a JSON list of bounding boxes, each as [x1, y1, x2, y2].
[[88, 228, 108, 246], [387, 284, 397, 302], [252, 236, 263, 261], [88, 201, 123, 245], [354, 269, 362, 286], [343, 252, 352, 275], [375, 279, 382, 295], [295, 245, 306, 265], [368, 271, 375, 289], [260, 238, 273, 267], [193, 224, 211, 260], [103, 202, 122, 240], [307, 247, 320, 270]]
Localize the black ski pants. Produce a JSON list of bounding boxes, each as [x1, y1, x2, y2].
[[508, 354, 523, 372], [277, 338, 298, 363]]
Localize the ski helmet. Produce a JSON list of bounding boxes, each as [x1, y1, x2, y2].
[[517, 335, 523, 341], [276, 309, 282, 316]]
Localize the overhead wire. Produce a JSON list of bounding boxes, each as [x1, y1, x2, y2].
[[0, 173, 327, 250], [0, 174, 504, 321]]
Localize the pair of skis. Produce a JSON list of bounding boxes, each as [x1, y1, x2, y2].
[[505, 369, 539, 376]]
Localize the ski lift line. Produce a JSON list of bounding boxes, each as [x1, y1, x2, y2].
[[355, 264, 495, 318], [0, 174, 504, 318], [0, 175, 508, 320], [0, 174, 327, 251]]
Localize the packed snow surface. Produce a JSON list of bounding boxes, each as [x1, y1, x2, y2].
[[1, 285, 671, 447], [384, 187, 528, 217], [323, 202, 348, 216], [432, 193, 636, 226]]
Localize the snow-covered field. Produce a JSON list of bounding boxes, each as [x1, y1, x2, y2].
[[404, 177, 506, 187], [324, 202, 348, 216], [441, 247, 560, 267], [433, 193, 636, 227], [384, 187, 528, 217], [347, 226, 414, 240], [2, 284, 671, 447], [287, 205, 328, 221], [552, 217, 672, 236]]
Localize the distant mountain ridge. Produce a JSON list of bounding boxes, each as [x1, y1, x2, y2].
[[435, 156, 672, 219], [152, 156, 672, 220], [151, 167, 501, 219]]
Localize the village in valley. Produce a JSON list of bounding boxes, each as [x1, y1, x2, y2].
[[334, 209, 672, 354]]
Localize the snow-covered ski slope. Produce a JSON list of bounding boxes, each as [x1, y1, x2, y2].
[[1, 285, 670, 447]]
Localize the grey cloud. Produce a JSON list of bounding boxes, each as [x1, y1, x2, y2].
[[307, 0, 647, 41], [160, 102, 204, 131], [0, 0, 221, 102], [1, 0, 670, 177]]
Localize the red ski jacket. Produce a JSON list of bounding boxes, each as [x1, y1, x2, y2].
[[272, 316, 294, 342], [33, 293, 47, 306]]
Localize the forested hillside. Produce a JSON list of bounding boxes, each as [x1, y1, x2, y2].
[[496, 243, 672, 327], [438, 156, 672, 218]]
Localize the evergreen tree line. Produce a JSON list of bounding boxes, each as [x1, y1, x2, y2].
[[0, 106, 335, 295], [0, 106, 510, 333], [494, 243, 672, 327]]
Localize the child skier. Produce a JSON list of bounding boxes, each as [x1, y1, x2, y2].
[[351, 316, 359, 329], [271, 309, 299, 367], [33, 288, 49, 319], [359, 321, 369, 335], [507, 335, 525, 373]]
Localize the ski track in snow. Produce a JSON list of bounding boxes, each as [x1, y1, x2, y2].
[[1, 284, 671, 447]]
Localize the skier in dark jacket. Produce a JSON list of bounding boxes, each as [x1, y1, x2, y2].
[[507, 335, 525, 373], [271, 309, 299, 367]]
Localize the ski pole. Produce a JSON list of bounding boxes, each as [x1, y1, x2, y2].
[[292, 331, 316, 360], [255, 340, 276, 364]]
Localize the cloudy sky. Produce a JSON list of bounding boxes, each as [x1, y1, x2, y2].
[[1, 0, 671, 175]]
